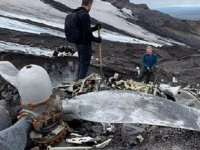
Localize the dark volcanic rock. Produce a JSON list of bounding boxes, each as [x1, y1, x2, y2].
[[0, 78, 21, 121], [121, 124, 146, 146]]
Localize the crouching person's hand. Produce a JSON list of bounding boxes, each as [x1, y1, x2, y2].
[[150, 66, 158, 72]]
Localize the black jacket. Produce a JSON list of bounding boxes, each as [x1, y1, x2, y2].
[[73, 7, 99, 45]]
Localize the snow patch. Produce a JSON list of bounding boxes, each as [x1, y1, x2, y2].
[[0, 16, 65, 37], [0, 16, 161, 46], [121, 8, 133, 16], [94, 30, 162, 47], [0, 0, 66, 28], [0, 41, 54, 57]]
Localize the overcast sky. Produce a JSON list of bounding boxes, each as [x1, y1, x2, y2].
[[130, 0, 200, 8]]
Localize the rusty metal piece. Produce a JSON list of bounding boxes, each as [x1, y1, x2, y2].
[[21, 97, 51, 111], [32, 112, 63, 132], [18, 93, 67, 148], [32, 121, 67, 148], [18, 94, 62, 132]]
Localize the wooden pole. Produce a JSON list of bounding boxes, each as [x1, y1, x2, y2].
[[98, 27, 103, 76]]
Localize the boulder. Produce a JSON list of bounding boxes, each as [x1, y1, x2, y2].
[[121, 124, 147, 146]]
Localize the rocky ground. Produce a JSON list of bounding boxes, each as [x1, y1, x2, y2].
[[1, 27, 200, 150]]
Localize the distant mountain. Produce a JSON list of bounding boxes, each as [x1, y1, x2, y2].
[[156, 7, 200, 21]]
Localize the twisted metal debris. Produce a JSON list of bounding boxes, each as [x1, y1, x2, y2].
[[58, 73, 101, 98], [107, 73, 166, 98]]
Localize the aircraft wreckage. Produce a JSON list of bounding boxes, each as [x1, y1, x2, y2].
[[1, 53, 200, 149]]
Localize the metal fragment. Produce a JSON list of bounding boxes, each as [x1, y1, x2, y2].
[[62, 90, 200, 131], [47, 146, 93, 150], [95, 139, 112, 149], [0, 61, 18, 87], [66, 137, 93, 144]]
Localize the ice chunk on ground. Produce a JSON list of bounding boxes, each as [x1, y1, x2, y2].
[[0, 16, 65, 37], [159, 84, 181, 97], [0, 41, 54, 57]]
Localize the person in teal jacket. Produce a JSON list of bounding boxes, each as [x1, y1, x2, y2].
[[138, 46, 157, 84]]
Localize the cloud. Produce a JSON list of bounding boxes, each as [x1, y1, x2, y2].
[[130, 0, 200, 8]]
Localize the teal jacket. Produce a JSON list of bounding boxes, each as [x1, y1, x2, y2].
[[142, 53, 157, 69]]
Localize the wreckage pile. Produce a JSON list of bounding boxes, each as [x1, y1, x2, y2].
[[2, 61, 200, 150], [58, 73, 167, 99], [53, 45, 76, 57], [106, 73, 166, 97], [58, 74, 101, 98]]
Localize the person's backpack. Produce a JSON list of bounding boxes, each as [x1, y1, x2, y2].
[[64, 10, 83, 43]]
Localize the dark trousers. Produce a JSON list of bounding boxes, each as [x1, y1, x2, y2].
[[138, 68, 154, 84], [76, 45, 92, 80]]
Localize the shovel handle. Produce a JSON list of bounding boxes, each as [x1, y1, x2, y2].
[[98, 27, 100, 36], [98, 27, 103, 76]]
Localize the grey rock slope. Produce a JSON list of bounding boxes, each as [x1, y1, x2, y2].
[[103, 0, 200, 48]]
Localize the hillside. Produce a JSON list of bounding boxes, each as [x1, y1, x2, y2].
[[103, 0, 200, 48], [1, 0, 200, 48]]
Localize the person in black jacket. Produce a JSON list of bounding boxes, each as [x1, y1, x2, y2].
[[75, 0, 102, 80]]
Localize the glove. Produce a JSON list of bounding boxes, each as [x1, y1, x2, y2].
[[93, 23, 102, 31], [95, 36, 102, 43], [151, 67, 155, 72], [53, 50, 59, 57]]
